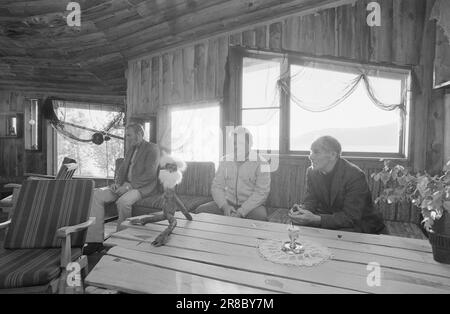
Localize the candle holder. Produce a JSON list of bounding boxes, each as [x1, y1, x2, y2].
[[282, 224, 304, 254]]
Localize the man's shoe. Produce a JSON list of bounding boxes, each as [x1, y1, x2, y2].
[[83, 243, 104, 255]]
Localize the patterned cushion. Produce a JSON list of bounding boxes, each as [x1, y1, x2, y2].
[[133, 194, 213, 215], [0, 248, 81, 289], [175, 162, 215, 197], [267, 163, 307, 209], [4, 180, 94, 249], [267, 207, 291, 224]]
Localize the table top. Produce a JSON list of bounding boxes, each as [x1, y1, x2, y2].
[[85, 212, 450, 294]]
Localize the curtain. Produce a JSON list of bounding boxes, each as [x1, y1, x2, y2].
[[278, 62, 406, 113]]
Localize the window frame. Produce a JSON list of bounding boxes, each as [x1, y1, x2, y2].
[[237, 47, 412, 159], [50, 100, 125, 178]]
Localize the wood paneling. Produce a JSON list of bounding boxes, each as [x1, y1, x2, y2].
[[0, 90, 47, 179], [128, 0, 431, 112], [125, 0, 443, 173]]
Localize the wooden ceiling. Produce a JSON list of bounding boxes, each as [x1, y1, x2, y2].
[[0, 0, 350, 100]]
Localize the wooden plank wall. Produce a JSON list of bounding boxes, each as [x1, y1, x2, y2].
[[0, 90, 47, 180], [126, 0, 444, 172], [0, 91, 25, 181]]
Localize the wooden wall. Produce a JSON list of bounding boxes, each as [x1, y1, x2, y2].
[[0, 90, 48, 181], [126, 0, 445, 172], [444, 91, 450, 164]]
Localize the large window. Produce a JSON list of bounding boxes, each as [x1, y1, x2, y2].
[[56, 104, 124, 178], [241, 57, 280, 151], [240, 51, 410, 157], [170, 103, 220, 167], [289, 64, 407, 154]]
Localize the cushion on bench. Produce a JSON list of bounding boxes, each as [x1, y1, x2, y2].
[[267, 207, 291, 224], [133, 194, 213, 216], [384, 221, 428, 240]]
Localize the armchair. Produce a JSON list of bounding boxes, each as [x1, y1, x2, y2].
[[0, 157, 77, 214], [0, 179, 94, 293]]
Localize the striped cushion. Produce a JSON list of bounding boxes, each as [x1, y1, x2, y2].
[[0, 194, 13, 208], [133, 194, 213, 215], [0, 248, 81, 289], [175, 162, 215, 197], [4, 180, 94, 249]]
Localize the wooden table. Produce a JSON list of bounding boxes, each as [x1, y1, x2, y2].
[[85, 212, 450, 294]]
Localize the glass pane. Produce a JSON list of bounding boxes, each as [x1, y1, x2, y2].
[[171, 105, 220, 167], [57, 107, 124, 178], [144, 122, 151, 142], [290, 67, 403, 153], [242, 108, 279, 151], [242, 57, 281, 109]]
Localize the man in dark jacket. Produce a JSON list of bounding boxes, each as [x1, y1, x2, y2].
[[289, 136, 385, 234], [84, 123, 160, 253]]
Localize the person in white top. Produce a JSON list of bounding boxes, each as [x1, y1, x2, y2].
[[196, 127, 271, 221]]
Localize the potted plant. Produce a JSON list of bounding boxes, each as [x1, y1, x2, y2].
[[372, 159, 450, 264]]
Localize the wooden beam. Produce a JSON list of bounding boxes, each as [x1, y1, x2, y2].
[[0, 87, 125, 105], [0, 79, 124, 94]]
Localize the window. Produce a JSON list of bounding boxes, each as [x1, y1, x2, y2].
[[238, 50, 410, 158], [129, 116, 157, 143], [289, 63, 408, 154], [55, 104, 124, 178], [170, 104, 220, 167], [241, 57, 280, 151]]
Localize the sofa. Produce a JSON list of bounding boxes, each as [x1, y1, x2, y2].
[[106, 158, 426, 239], [104, 159, 215, 220]]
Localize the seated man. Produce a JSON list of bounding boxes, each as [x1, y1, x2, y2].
[[196, 127, 271, 221], [289, 136, 385, 234], [84, 123, 160, 254]]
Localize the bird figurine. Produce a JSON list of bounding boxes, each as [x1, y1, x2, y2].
[[127, 154, 192, 246]]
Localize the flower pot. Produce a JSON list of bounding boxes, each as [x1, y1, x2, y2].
[[428, 211, 450, 264]]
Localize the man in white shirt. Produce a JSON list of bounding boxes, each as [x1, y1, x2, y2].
[[196, 127, 271, 221]]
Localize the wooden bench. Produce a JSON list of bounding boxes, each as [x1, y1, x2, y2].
[[104, 160, 215, 219]]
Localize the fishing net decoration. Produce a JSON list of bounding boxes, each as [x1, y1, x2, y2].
[[42, 97, 125, 145]]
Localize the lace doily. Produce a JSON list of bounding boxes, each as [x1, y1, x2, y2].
[[258, 239, 333, 267]]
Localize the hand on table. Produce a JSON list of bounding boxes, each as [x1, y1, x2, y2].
[[288, 204, 321, 227], [230, 207, 244, 218], [223, 204, 237, 217]]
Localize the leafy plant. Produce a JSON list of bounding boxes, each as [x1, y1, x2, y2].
[[372, 159, 450, 232]]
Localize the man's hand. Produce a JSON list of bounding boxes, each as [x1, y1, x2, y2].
[[230, 207, 244, 218], [288, 207, 321, 227], [115, 182, 132, 196], [222, 204, 237, 216], [109, 183, 119, 192]]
